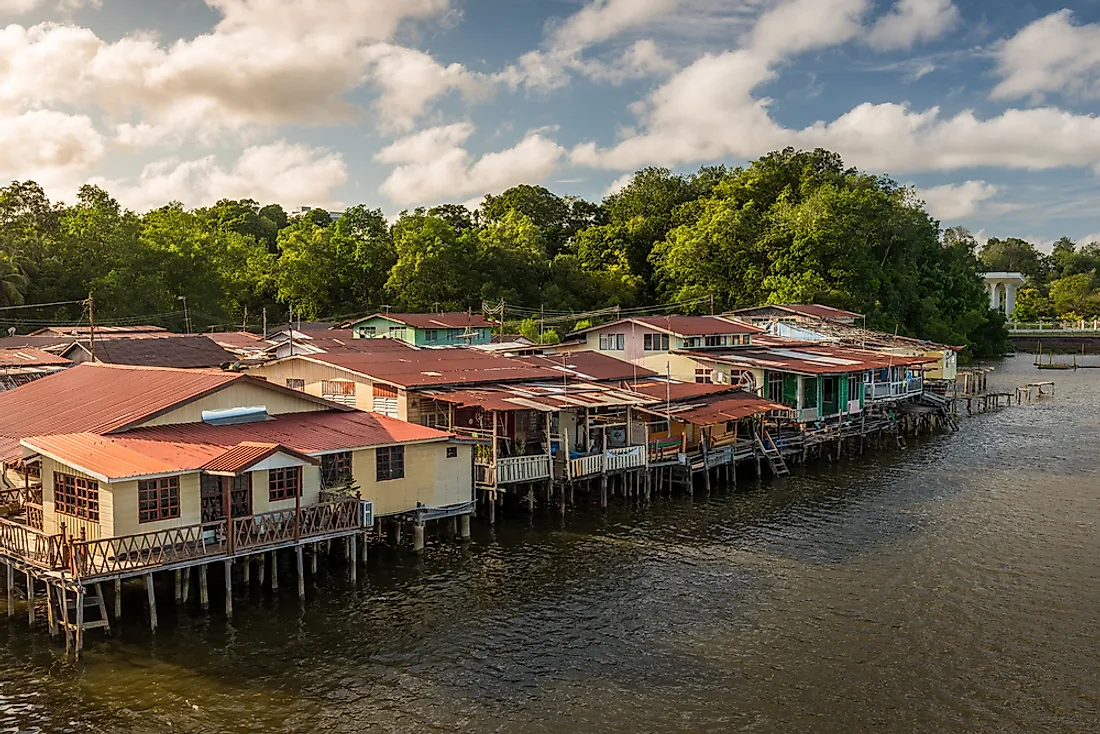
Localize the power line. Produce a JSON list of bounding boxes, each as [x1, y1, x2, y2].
[[0, 298, 87, 312]]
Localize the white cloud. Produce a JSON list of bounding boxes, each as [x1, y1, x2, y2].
[[0, 0, 469, 147], [573, 0, 1100, 177], [89, 141, 347, 212], [916, 180, 998, 220], [549, 0, 680, 52], [866, 0, 959, 52], [991, 10, 1100, 101], [582, 40, 678, 83], [0, 109, 104, 192], [603, 172, 635, 198], [1079, 232, 1100, 246], [377, 124, 565, 206], [363, 44, 489, 132]]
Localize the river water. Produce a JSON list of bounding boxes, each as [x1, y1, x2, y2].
[[1, 355, 1097, 733]]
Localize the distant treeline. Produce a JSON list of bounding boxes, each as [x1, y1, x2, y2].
[[974, 235, 1100, 321], [0, 148, 1008, 355]]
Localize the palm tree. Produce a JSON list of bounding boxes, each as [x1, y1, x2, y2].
[[0, 251, 30, 307]]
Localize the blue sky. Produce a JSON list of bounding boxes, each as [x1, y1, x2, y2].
[[4, 0, 1100, 248]]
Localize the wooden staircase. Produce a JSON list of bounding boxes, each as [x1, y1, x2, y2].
[[756, 431, 790, 477]]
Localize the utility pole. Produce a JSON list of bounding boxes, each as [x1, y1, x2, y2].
[[242, 306, 248, 331], [262, 306, 267, 337], [177, 295, 191, 334], [87, 292, 96, 362]]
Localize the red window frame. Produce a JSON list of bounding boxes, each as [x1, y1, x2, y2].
[[269, 466, 302, 501]]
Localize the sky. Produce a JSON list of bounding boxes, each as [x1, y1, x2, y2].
[[4, 0, 1100, 248]]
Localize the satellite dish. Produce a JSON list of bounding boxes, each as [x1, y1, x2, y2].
[[737, 371, 756, 391]]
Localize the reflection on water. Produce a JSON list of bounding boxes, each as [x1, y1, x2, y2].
[[1, 356, 1098, 733]]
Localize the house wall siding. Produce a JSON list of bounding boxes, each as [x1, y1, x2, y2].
[[41, 457, 107, 540], [352, 442, 472, 517]]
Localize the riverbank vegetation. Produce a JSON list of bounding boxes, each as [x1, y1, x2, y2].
[[0, 148, 1007, 355]]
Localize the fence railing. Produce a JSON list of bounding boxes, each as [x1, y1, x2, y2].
[[496, 455, 551, 484], [605, 446, 645, 472], [233, 499, 361, 551], [69, 521, 226, 577], [0, 517, 65, 569]]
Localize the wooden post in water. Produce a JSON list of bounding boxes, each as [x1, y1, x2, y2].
[[242, 556, 250, 586], [145, 573, 158, 632], [114, 578, 122, 620], [6, 564, 12, 619], [413, 521, 425, 553], [310, 543, 318, 574], [296, 546, 306, 600], [350, 535, 358, 584], [59, 585, 71, 654], [270, 552, 279, 591], [199, 564, 210, 611], [25, 571, 34, 625], [74, 584, 85, 656], [46, 582, 57, 636], [174, 570, 183, 604], [224, 560, 233, 619]]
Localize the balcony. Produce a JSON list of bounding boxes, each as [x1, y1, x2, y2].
[[1, 498, 368, 581], [568, 446, 646, 479]]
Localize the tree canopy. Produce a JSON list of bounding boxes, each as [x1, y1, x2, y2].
[[974, 233, 1100, 321], [0, 148, 1009, 355]]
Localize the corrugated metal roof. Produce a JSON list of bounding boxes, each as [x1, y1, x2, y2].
[[730, 304, 863, 320], [22, 411, 450, 481], [637, 391, 787, 426], [0, 348, 71, 368], [281, 349, 562, 388], [631, 315, 760, 336], [353, 312, 498, 330], [0, 364, 245, 463], [65, 335, 236, 368], [686, 345, 936, 375], [201, 441, 318, 474], [421, 380, 651, 412], [517, 351, 658, 382]]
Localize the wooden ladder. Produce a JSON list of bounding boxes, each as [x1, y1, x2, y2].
[[756, 431, 790, 477]]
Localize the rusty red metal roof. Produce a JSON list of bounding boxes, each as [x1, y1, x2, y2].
[[631, 315, 760, 336], [208, 332, 265, 351], [0, 347, 71, 368], [22, 410, 451, 481], [28, 325, 169, 336], [277, 349, 561, 388], [354, 312, 498, 330], [729, 304, 863, 320], [637, 391, 787, 426], [517, 351, 657, 382], [201, 441, 318, 475], [626, 380, 742, 401]]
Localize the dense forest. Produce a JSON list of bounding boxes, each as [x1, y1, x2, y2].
[[0, 148, 1009, 355], [973, 234, 1100, 321]]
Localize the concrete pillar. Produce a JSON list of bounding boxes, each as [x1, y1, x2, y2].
[[1005, 282, 1018, 317], [460, 514, 471, 540], [413, 522, 425, 553]]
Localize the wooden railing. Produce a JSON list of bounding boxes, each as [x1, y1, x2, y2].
[[605, 446, 645, 472], [568, 453, 604, 479], [0, 517, 65, 569], [69, 521, 226, 578], [232, 499, 360, 551], [496, 455, 551, 484]]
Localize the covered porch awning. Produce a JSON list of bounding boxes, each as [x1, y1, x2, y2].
[[635, 392, 790, 426]]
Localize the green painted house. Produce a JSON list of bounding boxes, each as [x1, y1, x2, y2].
[[349, 313, 497, 347]]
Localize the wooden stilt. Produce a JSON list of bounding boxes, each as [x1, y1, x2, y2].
[[145, 573, 158, 633], [224, 560, 233, 619], [489, 494, 496, 525], [199, 564, 210, 611], [270, 552, 279, 591], [114, 577, 122, 620], [74, 584, 84, 656], [310, 544, 318, 574], [296, 546, 306, 600], [361, 531, 370, 563], [413, 522, 425, 552], [46, 581, 57, 636], [6, 564, 12, 619], [242, 556, 250, 585], [59, 585, 71, 654], [257, 554, 266, 587], [350, 535, 358, 584], [25, 571, 34, 625], [94, 582, 110, 636], [600, 474, 608, 508], [174, 569, 183, 604], [181, 567, 191, 604]]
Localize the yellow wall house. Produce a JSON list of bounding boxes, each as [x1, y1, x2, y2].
[[0, 364, 474, 553]]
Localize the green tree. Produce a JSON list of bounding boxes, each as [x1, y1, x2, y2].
[[385, 211, 477, 311], [979, 237, 1049, 282], [1011, 287, 1050, 322], [1049, 273, 1098, 318]]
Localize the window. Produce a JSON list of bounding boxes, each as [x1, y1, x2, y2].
[[138, 476, 180, 523], [730, 335, 743, 346], [848, 375, 861, 404], [425, 328, 438, 342], [359, 326, 376, 337], [446, 446, 458, 458], [648, 416, 670, 435], [23, 461, 40, 479], [768, 374, 785, 404], [321, 379, 356, 407], [599, 333, 626, 351], [54, 472, 99, 522], [704, 335, 724, 347], [376, 446, 405, 481], [803, 377, 819, 408], [683, 337, 702, 348], [269, 466, 301, 501], [643, 333, 670, 351], [321, 452, 353, 487], [286, 378, 305, 391], [694, 368, 713, 384]]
